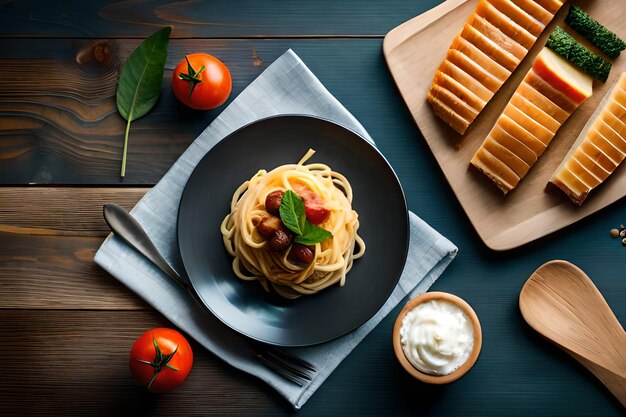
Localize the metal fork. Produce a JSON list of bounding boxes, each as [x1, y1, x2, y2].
[[102, 203, 317, 386], [250, 342, 316, 386]]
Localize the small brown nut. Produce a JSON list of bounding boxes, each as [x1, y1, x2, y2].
[[610, 228, 620, 239], [268, 228, 293, 251], [256, 215, 282, 239], [289, 243, 315, 264], [265, 190, 284, 216]]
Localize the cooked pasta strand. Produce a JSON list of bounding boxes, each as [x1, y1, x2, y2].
[[220, 149, 365, 297]]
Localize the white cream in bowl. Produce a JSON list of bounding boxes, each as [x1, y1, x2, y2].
[[399, 299, 474, 376]]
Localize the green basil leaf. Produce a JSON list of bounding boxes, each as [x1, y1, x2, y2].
[[295, 222, 332, 245], [116, 26, 171, 177], [298, 204, 306, 233], [279, 190, 305, 235]]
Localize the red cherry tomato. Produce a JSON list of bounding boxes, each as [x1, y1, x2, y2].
[[171, 53, 232, 110], [129, 328, 193, 393], [291, 183, 330, 225], [305, 203, 330, 225]]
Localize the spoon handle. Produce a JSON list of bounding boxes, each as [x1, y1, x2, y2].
[[569, 349, 626, 408], [520, 260, 626, 408], [102, 203, 188, 291]]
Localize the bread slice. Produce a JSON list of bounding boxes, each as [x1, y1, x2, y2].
[[472, 48, 592, 193], [550, 73, 626, 205], [427, 0, 564, 134]]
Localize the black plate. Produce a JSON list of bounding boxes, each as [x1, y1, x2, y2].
[[177, 115, 408, 346]]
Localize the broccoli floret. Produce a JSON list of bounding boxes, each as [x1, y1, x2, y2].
[[566, 5, 626, 59], [545, 26, 612, 82]]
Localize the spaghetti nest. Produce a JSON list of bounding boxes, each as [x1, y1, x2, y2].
[[220, 149, 365, 296]]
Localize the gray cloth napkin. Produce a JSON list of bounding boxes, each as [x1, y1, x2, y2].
[[94, 49, 457, 409]]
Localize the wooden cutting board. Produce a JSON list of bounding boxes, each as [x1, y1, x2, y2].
[[383, 0, 626, 250]]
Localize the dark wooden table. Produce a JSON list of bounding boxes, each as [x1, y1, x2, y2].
[[0, 1, 624, 416]]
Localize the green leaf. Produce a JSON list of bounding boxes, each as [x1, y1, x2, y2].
[[279, 189, 332, 244], [116, 26, 171, 177], [279, 190, 306, 235], [295, 222, 332, 246]]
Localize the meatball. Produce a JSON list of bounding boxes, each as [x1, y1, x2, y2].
[[265, 190, 284, 216]]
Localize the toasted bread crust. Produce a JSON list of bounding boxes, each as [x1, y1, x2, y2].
[[550, 178, 587, 205], [470, 154, 514, 194], [427, 92, 470, 135]]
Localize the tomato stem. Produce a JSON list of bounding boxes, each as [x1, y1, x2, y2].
[[147, 370, 160, 391], [178, 55, 205, 98], [136, 338, 179, 391]]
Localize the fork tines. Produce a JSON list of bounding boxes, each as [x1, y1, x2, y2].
[[250, 343, 317, 386]]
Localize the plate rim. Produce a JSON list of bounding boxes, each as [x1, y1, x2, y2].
[[176, 114, 410, 346]]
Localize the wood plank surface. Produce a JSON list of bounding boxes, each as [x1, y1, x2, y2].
[[0, 154, 623, 412], [0, 310, 277, 417], [0, 298, 624, 417], [0, 0, 434, 38], [0, 187, 148, 309], [0, 187, 147, 236], [0, 38, 406, 184], [0, 232, 145, 310], [1, 0, 625, 415]]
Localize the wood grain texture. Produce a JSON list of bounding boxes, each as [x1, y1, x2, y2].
[[0, 0, 435, 38], [0, 38, 192, 184], [1, 0, 626, 414], [1, 284, 624, 417], [0, 309, 277, 417], [0, 38, 406, 184], [0, 232, 145, 310], [384, 0, 626, 250], [520, 261, 626, 407], [0, 187, 147, 236]]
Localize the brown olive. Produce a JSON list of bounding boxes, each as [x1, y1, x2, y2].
[[265, 190, 284, 216], [268, 228, 293, 251], [256, 215, 282, 239], [289, 243, 315, 264]]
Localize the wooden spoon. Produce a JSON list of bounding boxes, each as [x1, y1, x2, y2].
[[519, 260, 626, 407]]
